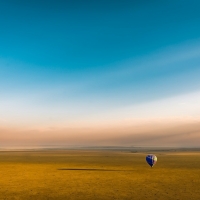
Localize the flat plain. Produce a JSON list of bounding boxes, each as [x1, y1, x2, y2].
[[0, 149, 200, 200]]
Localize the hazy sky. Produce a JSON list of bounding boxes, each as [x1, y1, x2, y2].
[[0, 0, 200, 147]]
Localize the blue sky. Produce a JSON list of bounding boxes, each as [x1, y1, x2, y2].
[[0, 1, 200, 146]]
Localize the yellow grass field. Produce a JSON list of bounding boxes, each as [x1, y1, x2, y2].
[[0, 149, 200, 200]]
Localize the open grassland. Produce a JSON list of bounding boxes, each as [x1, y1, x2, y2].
[[0, 149, 200, 200]]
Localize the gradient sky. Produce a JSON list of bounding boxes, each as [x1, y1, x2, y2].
[[0, 0, 200, 147]]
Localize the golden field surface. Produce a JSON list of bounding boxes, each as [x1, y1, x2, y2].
[[0, 149, 200, 200]]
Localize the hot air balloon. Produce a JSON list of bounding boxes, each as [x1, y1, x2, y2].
[[146, 154, 157, 167]]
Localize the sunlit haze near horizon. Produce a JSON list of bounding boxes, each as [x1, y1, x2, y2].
[[0, 0, 200, 148]]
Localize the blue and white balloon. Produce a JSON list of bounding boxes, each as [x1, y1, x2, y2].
[[146, 154, 157, 167]]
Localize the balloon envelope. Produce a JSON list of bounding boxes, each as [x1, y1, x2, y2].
[[146, 154, 157, 167]]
